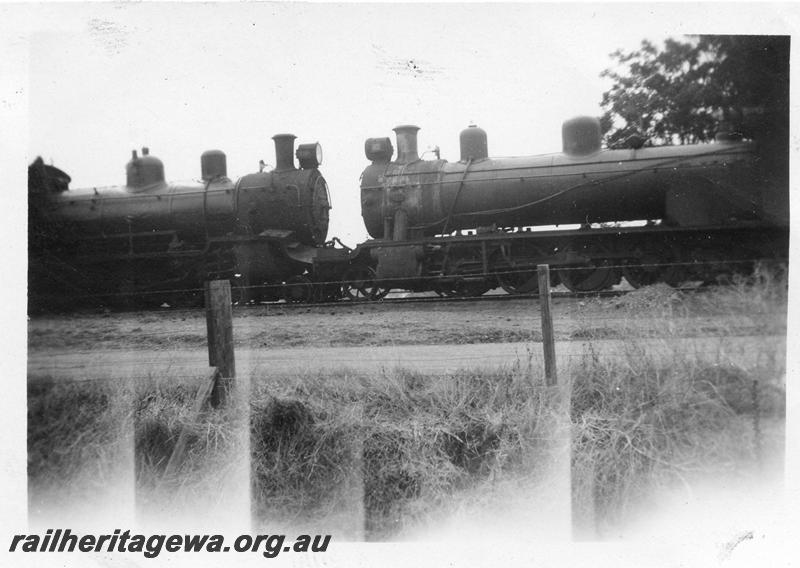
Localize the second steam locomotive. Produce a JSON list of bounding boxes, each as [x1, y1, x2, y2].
[[28, 115, 789, 310], [28, 134, 335, 308], [356, 117, 787, 295]]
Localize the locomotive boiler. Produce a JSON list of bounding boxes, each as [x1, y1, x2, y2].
[[28, 134, 332, 309], [357, 117, 788, 294]]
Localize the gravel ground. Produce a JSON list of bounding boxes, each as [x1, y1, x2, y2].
[[27, 287, 782, 353]]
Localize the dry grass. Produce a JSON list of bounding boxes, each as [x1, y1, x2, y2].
[[133, 378, 250, 520], [571, 265, 787, 538], [610, 263, 788, 337], [570, 357, 785, 537], [248, 365, 564, 540], [27, 378, 133, 518], [27, 265, 787, 538]]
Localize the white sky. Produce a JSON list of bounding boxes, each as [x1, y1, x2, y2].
[[12, 2, 797, 246]]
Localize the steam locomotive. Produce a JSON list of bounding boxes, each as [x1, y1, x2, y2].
[[28, 134, 337, 309], [28, 115, 789, 310], [353, 117, 788, 295]]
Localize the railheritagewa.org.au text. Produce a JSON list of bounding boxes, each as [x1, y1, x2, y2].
[[9, 529, 331, 559]]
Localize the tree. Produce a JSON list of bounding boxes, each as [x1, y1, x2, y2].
[[599, 36, 789, 147]]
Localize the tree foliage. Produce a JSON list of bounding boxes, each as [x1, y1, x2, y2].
[[600, 36, 789, 147]]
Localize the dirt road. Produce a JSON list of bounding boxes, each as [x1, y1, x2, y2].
[[28, 285, 786, 383], [28, 335, 785, 383]]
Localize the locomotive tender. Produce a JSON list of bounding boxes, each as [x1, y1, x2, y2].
[[28, 134, 333, 309], [356, 117, 788, 294]]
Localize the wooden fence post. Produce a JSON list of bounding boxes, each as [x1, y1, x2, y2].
[[205, 279, 235, 406], [537, 264, 557, 386]]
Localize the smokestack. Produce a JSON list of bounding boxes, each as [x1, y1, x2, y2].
[[393, 125, 420, 164], [272, 134, 297, 171]]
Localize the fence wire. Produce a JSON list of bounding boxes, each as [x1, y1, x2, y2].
[[31, 256, 783, 303]]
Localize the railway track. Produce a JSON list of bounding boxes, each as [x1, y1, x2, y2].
[[31, 286, 640, 315], [230, 283, 707, 310], [30, 254, 784, 314], [28, 286, 651, 315], [33, 260, 766, 314]]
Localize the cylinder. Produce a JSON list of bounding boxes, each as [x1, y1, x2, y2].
[[562, 116, 602, 155], [393, 125, 420, 164], [273, 134, 297, 171], [459, 125, 488, 161], [201, 150, 228, 181]]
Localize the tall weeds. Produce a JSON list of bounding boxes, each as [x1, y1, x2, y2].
[[248, 366, 564, 540], [571, 266, 787, 538], [27, 378, 133, 519]]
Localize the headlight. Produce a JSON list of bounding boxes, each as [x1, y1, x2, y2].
[[365, 137, 393, 163], [296, 142, 323, 169]]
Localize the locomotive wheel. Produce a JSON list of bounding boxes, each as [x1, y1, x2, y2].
[[661, 266, 686, 288], [283, 276, 313, 304], [493, 258, 539, 295], [231, 284, 255, 306], [441, 278, 492, 298], [312, 283, 343, 303], [342, 266, 389, 301], [231, 275, 256, 306], [557, 242, 619, 293], [623, 244, 685, 288], [158, 289, 203, 309], [231, 284, 247, 305], [373, 284, 391, 300], [685, 247, 735, 285], [622, 265, 660, 289], [559, 264, 618, 292], [438, 261, 491, 297]]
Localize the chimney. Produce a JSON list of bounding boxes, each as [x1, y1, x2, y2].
[[272, 134, 297, 171], [393, 125, 420, 164]]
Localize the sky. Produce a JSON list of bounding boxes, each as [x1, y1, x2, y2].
[[12, 2, 798, 246]]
